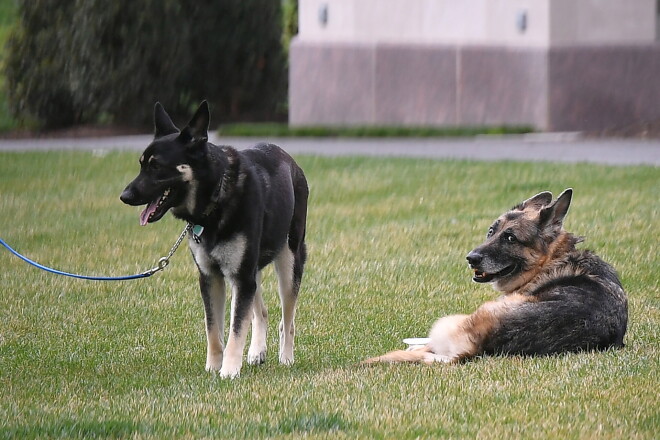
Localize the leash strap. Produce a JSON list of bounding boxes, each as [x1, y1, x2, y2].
[[0, 223, 191, 281]]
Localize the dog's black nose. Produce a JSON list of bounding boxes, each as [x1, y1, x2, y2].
[[120, 187, 136, 205], [466, 251, 483, 267]]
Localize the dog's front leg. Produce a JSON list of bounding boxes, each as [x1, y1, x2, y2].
[[200, 272, 226, 371], [220, 275, 256, 378]]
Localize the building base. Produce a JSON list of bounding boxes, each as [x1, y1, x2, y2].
[[289, 41, 660, 131]]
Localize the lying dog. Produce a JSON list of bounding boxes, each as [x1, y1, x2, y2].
[[364, 189, 628, 364], [121, 102, 308, 378]]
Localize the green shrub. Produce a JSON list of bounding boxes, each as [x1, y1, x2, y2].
[[4, 0, 287, 128], [66, 0, 189, 125], [282, 0, 298, 56], [4, 0, 77, 128], [184, 0, 287, 123]]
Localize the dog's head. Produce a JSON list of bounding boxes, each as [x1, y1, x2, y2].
[[120, 102, 210, 225], [466, 188, 573, 292]]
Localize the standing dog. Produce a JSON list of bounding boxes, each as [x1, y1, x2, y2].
[[364, 189, 628, 364], [121, 102, 308, 378]]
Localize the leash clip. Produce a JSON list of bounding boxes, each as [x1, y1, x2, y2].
[[157, 257, 169, 270], [144, 257, 169, 276], [144, 224, 191, 276]]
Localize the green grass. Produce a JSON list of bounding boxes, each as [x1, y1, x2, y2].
[[217, 123, 533, 138], [0, 151, 658, 439]]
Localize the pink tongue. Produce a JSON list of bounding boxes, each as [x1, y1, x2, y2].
[[140, 200, 159, 226]]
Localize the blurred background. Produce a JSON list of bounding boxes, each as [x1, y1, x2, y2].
[[1, 0, 659, 136], [0, 0, 298, 132]]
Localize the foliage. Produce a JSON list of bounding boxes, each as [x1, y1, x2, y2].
[[3, 0, 287, 128], [0, 0, 19, 131], [184, 0, 287, 123], [4, 0, 77, 128], [66, 0, 189, 126], [282, 0, 298, 56], [217, 122, 533, 137], [0, 151, 658, 438]]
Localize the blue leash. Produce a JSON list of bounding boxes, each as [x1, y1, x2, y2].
[[0, 224, 191, 281]]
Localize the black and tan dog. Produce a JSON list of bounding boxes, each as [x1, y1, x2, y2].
[[121, 102, 308, 378], [364, 189, 628, 364]]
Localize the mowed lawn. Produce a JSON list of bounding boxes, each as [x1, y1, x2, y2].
[[0, 150, 657, 439]]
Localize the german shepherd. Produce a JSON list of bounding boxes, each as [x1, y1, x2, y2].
[[364, 189, 628, 364], [120, 102, 308, 378]]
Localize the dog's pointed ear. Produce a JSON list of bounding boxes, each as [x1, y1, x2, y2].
[[179, 101, 210, 143], [516, 191, 553, 211], [539, 188, 573, 233], [154, 102, 179, 139]]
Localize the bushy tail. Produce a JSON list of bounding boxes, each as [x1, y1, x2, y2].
[[288, 163, 308, 292], [361, 346, 434, 365]]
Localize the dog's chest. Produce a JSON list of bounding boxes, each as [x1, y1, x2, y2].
[[190, 233, 247, 276]]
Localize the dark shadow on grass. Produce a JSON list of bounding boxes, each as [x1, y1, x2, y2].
[[1, 419, 151, 439], [255, 412, 353, 436]]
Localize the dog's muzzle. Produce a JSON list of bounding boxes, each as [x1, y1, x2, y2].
[[466, 251, 482, 268], [466, 250, 517, 283], [120, 186, 140, 206]]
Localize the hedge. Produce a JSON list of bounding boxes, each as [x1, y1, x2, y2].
[[4, 0, 287, 128]]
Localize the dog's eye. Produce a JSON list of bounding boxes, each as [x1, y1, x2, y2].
[[503, 232, 517, 243], [487, 227, 494, 238]]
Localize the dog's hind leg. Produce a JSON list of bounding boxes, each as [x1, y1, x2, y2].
[[276, 180, 307, 366], [423, 300, 530, 363], [426, 314, 476, 362], [360, 346, 433, 365], [248, 271, 268, 365], [362, 314, 474, 365], [361, 346, 450, 365], [274, 246, 299, 365], [200, 272, 226, 371]]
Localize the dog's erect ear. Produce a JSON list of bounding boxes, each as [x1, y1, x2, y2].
[[179, 101, 210, 143], [154, 102, 179, 139], [516, 191, 553, 211], [539, 188, 573, 233]]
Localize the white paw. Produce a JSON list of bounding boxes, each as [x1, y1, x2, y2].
[[219, 357, 242, 379], [423, 352, 454, 364], [205, 355, 223, 372], [279, 348, 294, 366], [278, 322, 295, 366], [219, 367, 241, 379], [247, 347, 267, 365]]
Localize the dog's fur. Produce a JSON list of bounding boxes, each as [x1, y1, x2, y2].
[[364, 189, 628, 365], [121, 102, 308, 378]]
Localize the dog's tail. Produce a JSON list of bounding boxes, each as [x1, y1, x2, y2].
[[361, 346, 436, 365], [288, 163, 308, 290]]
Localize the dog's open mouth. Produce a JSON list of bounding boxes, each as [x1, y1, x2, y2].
[[140, 188, 171, 226], [472, 264, 517, 283]]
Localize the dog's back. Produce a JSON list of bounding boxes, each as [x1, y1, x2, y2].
[[482, 248, 628, 356]]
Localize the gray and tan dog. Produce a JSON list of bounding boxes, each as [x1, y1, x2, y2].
[[364, 189, 628, 364]]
